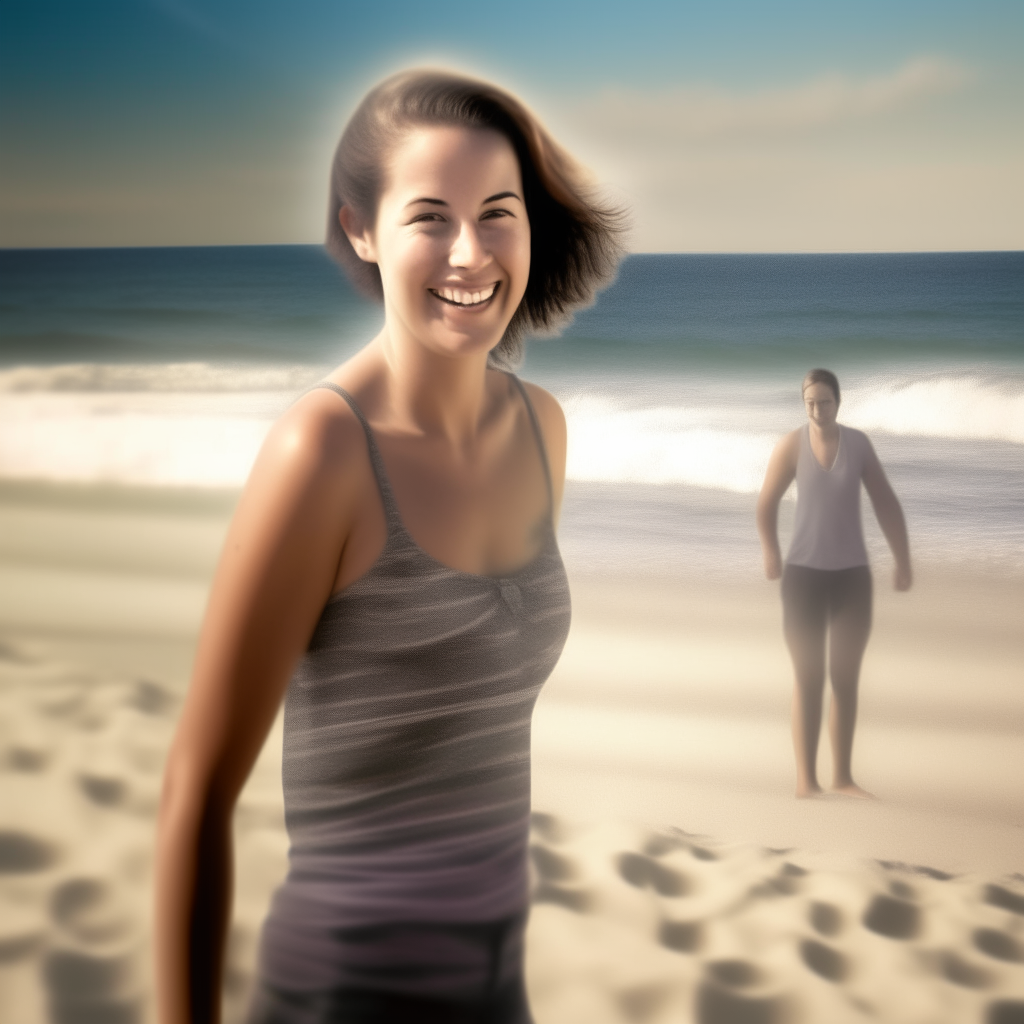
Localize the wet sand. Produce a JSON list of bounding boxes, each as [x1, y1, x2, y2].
[[1, 480, 1022, 1022]]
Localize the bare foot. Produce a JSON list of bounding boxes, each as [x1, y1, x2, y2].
[[831, 782, 876, 800], [795, 783, 825, 800]]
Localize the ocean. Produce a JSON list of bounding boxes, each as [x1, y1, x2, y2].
[[2, 246, 1022, 579]]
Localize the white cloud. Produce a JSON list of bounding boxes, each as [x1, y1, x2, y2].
[[530, 56, 1024, 252], [621, 154, 1024, 253], [567, 57, 969, 144]]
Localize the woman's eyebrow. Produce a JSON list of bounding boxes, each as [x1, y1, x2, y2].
[[404, 192, 521, 209]]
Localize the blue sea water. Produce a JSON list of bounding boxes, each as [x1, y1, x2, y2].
[[1, 246, 1022, 576], [2, 247, 1021, 367]]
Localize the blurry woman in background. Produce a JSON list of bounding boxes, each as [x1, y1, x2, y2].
[[154, 70, 622, 1023], [757, 368, 911, 800]]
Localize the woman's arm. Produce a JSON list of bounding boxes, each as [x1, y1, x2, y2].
[[153, 394, 366, 1024], [862, 437, 912, 591], [756, 431, 799, 580]]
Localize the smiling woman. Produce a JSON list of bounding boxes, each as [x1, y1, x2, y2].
[[339, 125, 534, 366], [152, 69, 624, 1024], [326, 69, 624, 365]]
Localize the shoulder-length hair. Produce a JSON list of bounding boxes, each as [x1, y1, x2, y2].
[[326, 69, 626, 365]]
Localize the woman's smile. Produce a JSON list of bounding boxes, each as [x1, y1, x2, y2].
[[429, 281, 500, 309]]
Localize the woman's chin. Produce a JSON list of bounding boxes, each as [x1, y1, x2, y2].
[[424, 327, 506, 361], [422, 314, 509, 359]]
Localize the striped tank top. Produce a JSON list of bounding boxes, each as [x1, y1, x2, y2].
[[258, 375, 572, 991]]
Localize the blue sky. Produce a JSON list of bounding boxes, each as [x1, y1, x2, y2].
[[2, 0, 1021, 250]]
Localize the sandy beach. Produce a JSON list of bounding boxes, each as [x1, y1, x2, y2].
[[1, 478, 1022, 1023]]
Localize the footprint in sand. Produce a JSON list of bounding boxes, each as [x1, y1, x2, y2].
[[530, 844, 592, 913], [934, 950, 993, 989], [0, 830, 55, 966], [862, 892, 921, 939], [77, 769, 128, 809], [0, 902, 48, 964], [0, 829, 59, 873], [808, 900, 844, 937], [658, 918, 703, 954], [696, 959, 795, 1024], [531, 843, 577, 883], [975, 929, 1024, 963], [986, 1001, 1024, 1024], [615, 851, 691, 897], [44, 876, 143, 1024], [799, 938, 848, 982], [987, 885, 1024, 917], [0, 701, 54, 771]]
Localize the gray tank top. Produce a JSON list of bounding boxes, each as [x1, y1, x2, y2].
[[786, 424, 870, 571], [259, 375, 571, 990]]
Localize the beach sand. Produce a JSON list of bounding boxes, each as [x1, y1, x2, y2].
[[1, 480, 1022, 1023]]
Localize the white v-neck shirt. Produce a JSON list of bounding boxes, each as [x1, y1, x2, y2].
[[786, 424, 871, 571]]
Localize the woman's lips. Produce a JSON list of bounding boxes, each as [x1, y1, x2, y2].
[[429, 282, 499, 308]]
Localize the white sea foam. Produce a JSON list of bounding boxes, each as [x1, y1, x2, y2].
[[0, 392, 281, 487], [563, 397, 775, 492], [843, 375, 1024, 446], [563, 373, 1024, 490], [0, 365, 1021, 490], [0, 362, 327, 393]]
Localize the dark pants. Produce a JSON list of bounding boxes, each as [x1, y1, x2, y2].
[[247, 915, 533, 1024], [781, 563, 873, 658], [781, 563, 873, 786], [247, 977, 532, 1024]]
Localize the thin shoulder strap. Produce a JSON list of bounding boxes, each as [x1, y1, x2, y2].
[[310, 381, 402, 532], [505, 372, 555, 518]]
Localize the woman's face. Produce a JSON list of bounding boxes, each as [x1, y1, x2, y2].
[[348, 125, 531, 360], [803, 381, 839, 428]]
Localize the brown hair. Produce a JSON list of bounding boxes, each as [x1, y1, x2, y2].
[[325, 69, 626, 365], [802, 368, 841, 403]]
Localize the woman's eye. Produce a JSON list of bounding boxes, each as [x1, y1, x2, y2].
[[481, 208, 512, 220]]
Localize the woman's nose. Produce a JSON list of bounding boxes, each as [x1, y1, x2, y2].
[[449, 221, 488, 270]]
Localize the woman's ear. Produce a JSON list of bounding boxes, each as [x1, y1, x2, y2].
[[339, 205, 377, 263]]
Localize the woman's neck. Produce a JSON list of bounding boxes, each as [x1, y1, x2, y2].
[[372, 326, 496, 447]]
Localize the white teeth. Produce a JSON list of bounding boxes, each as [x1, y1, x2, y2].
[[433, 283, 497, 306]]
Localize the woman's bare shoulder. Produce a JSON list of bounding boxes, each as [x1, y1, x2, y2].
[[515, 377, 566, 463], [262, 385, 369, 480], [760, 429, 801, 496], [233, 385, 374, 536], [775, 426, 803, 456], [516, 378, 565, 432]]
